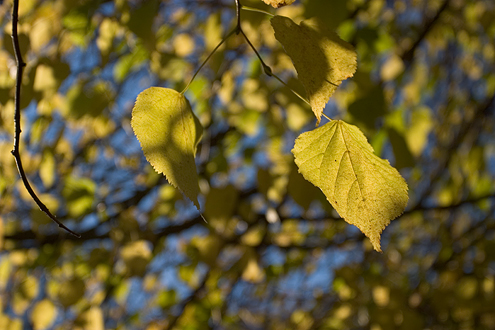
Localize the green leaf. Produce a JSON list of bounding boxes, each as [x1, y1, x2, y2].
[[57, 277, 86, 307], [292, 120, 408, 251], [62, 176, 96, 218], [131, 87, 203, 208], [271, 16, 357, 124]]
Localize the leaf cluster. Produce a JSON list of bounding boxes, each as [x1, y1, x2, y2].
[[0, 0, 494, 329]]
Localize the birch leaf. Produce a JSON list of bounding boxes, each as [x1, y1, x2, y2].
[[292, 120, 408, 251], [271, 16, 357, 124], [132, 87, 203, 208]]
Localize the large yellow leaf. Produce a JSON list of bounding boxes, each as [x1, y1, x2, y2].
[[271, 16, 357, 124], [292, 120, 408, 251], [131, 87, 203, 208]]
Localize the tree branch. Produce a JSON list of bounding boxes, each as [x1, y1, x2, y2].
[[3, 214, 203, 245], [10, 0, 80, 238], [400, 0, 451, 63]]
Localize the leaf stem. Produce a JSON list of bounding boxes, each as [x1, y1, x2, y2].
[[322, 113, 332, 121], [241, 6, 274, 16], [240, 28, 333, 122], [271, 74, 309, 106], [10, 0, 80, 238], [272, 74, 332, 121], [239, 29, 273, 76], [181, 29, 236, 95]]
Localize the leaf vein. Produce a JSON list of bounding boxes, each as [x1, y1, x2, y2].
[[338, 123, 364, 198]]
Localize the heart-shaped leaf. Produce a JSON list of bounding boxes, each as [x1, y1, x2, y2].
[[132, 87, 203, 208], [292, 120, 408, 251], [271, 16, 357, 124]]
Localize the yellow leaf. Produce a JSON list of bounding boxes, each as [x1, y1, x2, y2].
[[173, 33, 195, 57], [120, 240, 153, 277], [262, 0, 295, 8], [292, 120, 408, 251], [30, 299, 57, 330], [271, 16, 357, 124], [132, 87, 203, 208], [85, 306, 104, 330]]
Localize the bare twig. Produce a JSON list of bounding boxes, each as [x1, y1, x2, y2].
[[10, 0, 80, 238], [235, 0, 242, 34]]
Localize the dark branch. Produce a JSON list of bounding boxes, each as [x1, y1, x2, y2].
[[235, 0, 241, 34], [409, 93, 495, 210], [10, 0, 80, 238], [3, 214, 203, 245], [409, 193, 495, 213], [4, 190, 494, 245], [400, 0, 451, 63]]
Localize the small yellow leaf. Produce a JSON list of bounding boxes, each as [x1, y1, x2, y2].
[[262, 0, 295, 8], [120, 240, 153, 277], [292, 120, 408, 251], [271, 16, 357, 124], [173, 33, 195, 57], [132, 87, 203, 208]]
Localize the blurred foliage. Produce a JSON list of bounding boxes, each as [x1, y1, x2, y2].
[[0, 0, 494, 329]]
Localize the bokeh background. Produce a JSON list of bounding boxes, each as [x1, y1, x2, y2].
[[1, 0, 495, 329]]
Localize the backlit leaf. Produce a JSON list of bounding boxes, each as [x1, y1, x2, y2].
[[30, 299, 57, 330], [262, 0, 295, 8], [271, 16, 357, 124], [292, 120, 408, 251], [132, 87, 203, 208]]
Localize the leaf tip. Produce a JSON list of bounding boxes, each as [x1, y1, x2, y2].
[[368, 232, 383, 252]]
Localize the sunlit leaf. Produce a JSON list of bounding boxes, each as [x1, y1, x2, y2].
[[62, 176, 96, 218], [271, 16, 357, 124], [157, 290, 177, 308], [39, 150, 55, 188], [113, 44, 149, 83], [240, 248, 265, 283], [292, 120, 408, 251], [30, 299, 57, 330], [120, 240, 152, 277], [85, 307, 104, 330], [173, 33, 195, 57], [132, 87, 203, 208], [262, 0, 295, 8], [405, 106, 433, 156]]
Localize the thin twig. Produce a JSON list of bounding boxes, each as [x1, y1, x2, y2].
[[239, 29, 272, 76], [241, 5, 274, 17], [235, 0, 242, 34], [238, 23, 332, 122], [10, 0, 80, 238], [181, 28, 236, 94]]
